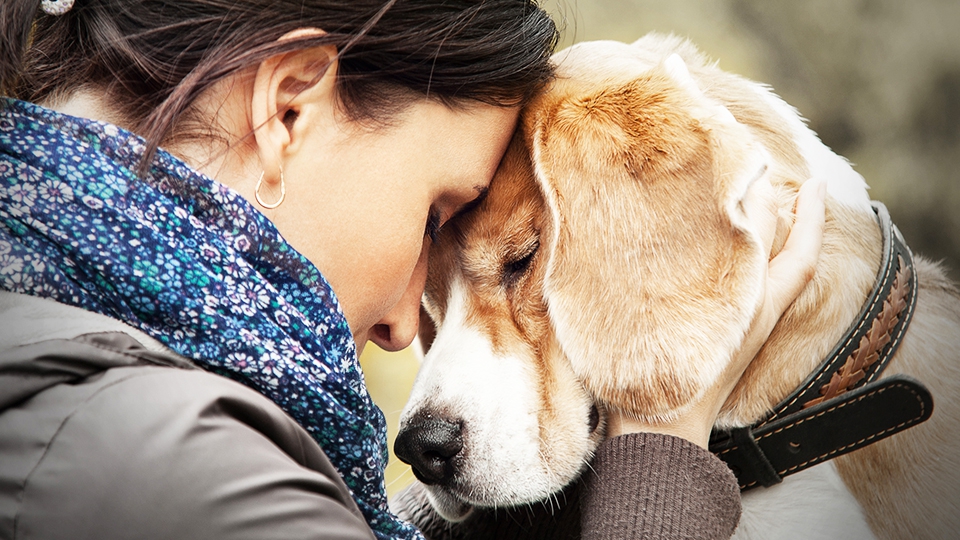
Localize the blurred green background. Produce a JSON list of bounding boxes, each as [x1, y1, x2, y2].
[[365, 0, 960, 498]]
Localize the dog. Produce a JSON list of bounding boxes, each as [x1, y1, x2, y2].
[[395, 34, 960, 539]]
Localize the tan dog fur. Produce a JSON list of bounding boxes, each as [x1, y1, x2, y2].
[[404, 34, 960, 538]]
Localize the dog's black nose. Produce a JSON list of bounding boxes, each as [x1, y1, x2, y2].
[[394, 416, 463, 485]]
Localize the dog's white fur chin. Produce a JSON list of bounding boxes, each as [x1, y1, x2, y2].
[[424, 487, 474, 523]]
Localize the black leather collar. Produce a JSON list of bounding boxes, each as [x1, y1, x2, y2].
[[709, 202, 934, 491]]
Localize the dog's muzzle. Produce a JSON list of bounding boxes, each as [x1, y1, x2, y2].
[[394, 414, 464, 485]]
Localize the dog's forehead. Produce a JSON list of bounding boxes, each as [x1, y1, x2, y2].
[[552, 40, 660, 86], [463, 155, 543, 258]]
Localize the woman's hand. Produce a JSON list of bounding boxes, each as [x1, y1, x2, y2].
[[606, 177, 828, 447]]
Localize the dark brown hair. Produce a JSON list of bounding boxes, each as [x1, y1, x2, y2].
[[1, 0, 557, 163]]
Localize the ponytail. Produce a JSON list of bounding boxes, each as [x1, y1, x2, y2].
[[0, 0, 42, 96]]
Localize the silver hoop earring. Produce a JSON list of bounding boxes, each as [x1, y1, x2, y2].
[[255, 168, 286, 209]]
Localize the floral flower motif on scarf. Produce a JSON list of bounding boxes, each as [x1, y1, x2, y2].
[[0, 98, 423, 540]]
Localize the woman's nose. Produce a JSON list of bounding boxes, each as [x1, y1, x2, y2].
[[369, 245, 429, 352]]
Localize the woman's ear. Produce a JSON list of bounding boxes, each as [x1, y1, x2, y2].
[[251, 29, 338, 185]]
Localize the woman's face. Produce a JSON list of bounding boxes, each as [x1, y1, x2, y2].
[[268, 101, 518, 355]]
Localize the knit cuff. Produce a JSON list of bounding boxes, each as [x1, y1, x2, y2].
[[581, 432, 741, 540]]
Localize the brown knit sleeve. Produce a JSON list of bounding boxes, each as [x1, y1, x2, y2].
[[581, 432, 741, 540]]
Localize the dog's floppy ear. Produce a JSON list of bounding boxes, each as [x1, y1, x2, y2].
[[526, 56, 769, 422]]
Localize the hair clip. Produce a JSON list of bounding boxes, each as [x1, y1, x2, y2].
[[40, 0, 75, 16]]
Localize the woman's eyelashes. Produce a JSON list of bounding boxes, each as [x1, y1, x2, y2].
[[424, 187, 488, 243], [425, 207, 442, 243]]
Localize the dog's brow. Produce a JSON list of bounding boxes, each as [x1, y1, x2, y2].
[[454, 186, 489, 218]]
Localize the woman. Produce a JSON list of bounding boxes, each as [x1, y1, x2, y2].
[[0, 0, 824, 539]]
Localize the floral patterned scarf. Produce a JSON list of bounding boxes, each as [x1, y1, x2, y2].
[[0, 98, 421, 540]]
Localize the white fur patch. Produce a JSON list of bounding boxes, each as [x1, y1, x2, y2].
[[401, 278, 564, 506], [754, 86, 872, 210], [735, 463, 876, 540]]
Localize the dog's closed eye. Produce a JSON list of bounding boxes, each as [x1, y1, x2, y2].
[[502, 239, 539, 289]]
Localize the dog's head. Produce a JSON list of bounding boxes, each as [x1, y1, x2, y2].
[[396, 35, 810, 520]]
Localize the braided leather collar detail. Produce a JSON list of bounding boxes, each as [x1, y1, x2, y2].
[[709, 202, 934, 491]]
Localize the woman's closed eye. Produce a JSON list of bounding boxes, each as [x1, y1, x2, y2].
[[424, 186, 489, 243], [425, 207, 443, 243]]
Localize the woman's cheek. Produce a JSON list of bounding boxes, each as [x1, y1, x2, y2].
[[360, 241, 421, 333]]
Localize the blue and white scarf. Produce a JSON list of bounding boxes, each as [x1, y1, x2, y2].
[[0, 98, 422, 540]]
